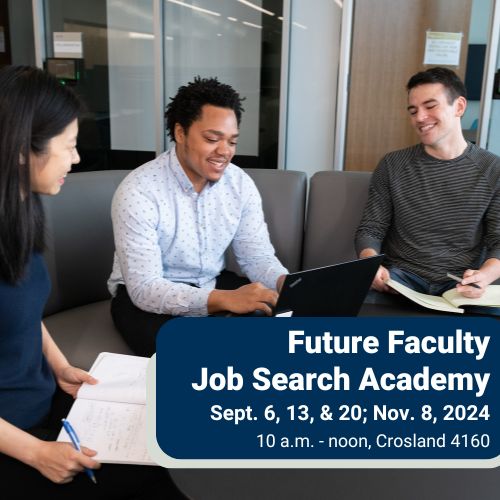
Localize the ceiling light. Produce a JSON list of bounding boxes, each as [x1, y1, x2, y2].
[[167, 0, 220, 17], [129, 31, 154, 39], [237, 0, 274, 16], [242, 21, 263, 29]]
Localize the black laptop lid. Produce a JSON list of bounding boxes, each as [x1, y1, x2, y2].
[[275, 255, 384, 317]]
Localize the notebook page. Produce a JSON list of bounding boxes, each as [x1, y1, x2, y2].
[[77, 352, 149, 405], [443, 285, 500, 308], [386, 279, 464, 313], [56, 399, 154, 465]]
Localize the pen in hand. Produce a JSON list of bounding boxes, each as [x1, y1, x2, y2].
[[61, 418, 97, 484], [446, 272, 482, 290]]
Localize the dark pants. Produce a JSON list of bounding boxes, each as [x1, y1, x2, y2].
[[0, 388, 187, 500], [388, 266, 457, 295], [111, 270, 250, 357]]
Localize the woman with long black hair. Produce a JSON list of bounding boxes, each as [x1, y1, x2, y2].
[[0, 65, 185, 499]]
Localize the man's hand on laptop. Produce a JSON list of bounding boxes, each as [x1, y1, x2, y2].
[[208, 283, 279, 316]]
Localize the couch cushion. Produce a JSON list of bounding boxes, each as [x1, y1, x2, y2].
[[43, 300, 133, 370], [226, 168, 307, 275], [303, 171, 372, 269], [42, 170, 130, 316]]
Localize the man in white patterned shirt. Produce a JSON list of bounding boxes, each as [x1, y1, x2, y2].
[[108, 77, 287, 356]]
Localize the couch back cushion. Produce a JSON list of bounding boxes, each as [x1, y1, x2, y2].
[[302, 171, 372, 270], [42, 170, 130, 316], [225, 168, 307, 274]]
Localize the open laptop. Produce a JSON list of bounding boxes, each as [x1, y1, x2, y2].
[[269, 254, 384, 317]]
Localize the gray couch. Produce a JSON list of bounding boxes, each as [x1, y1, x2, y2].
[[42, 168, 500, 500], [42, 168, 430, 369], [43, 171, 133, 369], [303, 171, 371, 268], [42, 168, 309, 370]]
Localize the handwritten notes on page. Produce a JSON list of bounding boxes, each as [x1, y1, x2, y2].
[[57, 352, 154, 465]]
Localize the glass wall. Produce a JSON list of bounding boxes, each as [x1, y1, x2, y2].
[[44, 0, 156, 171], [43, 0, 283, 171], [163, 0, 283, 169], [462, 0, 493, 143], [30, 0, 500, 174], [0, 0, 12, 67], [6, 0, 35, 67], [486, 34, 500, 155]]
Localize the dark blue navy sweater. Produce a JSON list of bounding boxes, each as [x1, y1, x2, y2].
[[0, 253, 56, 429]]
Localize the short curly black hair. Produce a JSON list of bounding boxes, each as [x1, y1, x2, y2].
[[165, 76, 245, 141]]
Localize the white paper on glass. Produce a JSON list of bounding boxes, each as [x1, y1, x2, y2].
[[423, 31, 462, 66], [53, 32, 83, 58]]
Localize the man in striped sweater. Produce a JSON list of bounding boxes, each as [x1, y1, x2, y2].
[[355, 67, 500, 299]]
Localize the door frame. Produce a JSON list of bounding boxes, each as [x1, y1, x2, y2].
[[478, 0, 500, 148], [333, 0, 354, 171]]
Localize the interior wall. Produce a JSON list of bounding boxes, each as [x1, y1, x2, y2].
[[345, 0, 472, 172], [285, 0, 342, 176]]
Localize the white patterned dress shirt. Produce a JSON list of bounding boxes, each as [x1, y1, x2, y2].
[[108, 148, 288, 316]]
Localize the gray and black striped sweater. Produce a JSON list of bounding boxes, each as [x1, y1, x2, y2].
[[355, 142, 500, 285]]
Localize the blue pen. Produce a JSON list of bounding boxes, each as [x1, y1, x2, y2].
[[61, 419, 97, 484]]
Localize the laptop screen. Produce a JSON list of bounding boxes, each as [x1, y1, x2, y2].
[[275, 255, 384, 316]]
